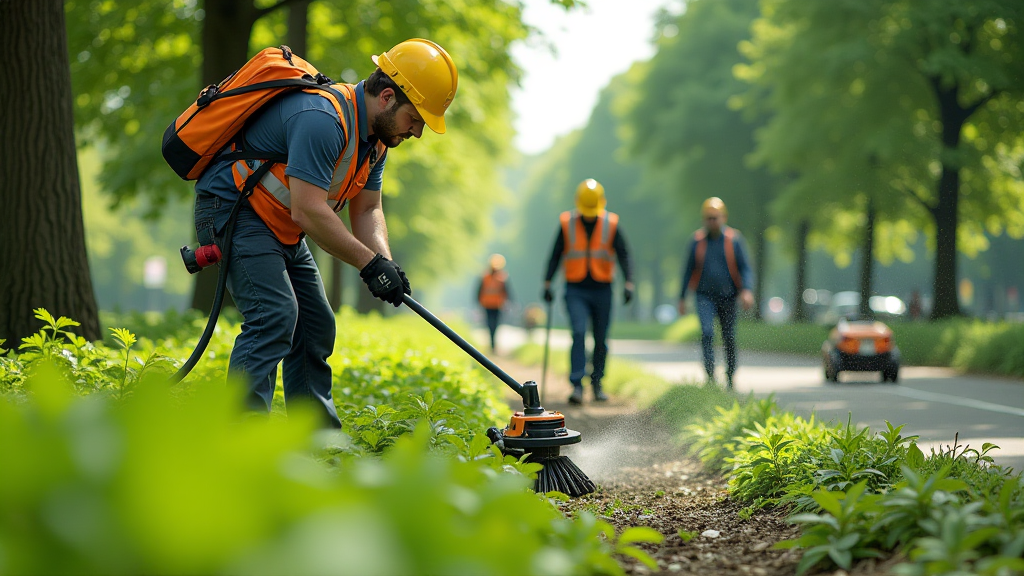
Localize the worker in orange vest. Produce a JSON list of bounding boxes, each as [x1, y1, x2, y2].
[[543, 179, 634, 405], [678, 197, 754, 390], [191, 40, 458, 427], [477, 253, 514, 352]]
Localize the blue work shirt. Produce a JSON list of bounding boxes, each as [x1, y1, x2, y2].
[[195, 81, 386, 207], [680, 226, 754, 300]]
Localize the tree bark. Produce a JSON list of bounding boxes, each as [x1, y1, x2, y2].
[[356, 283, 385, 314], [288, 0, 310, 57], [858, 198, 875, 318], [329, 258, 344, 312], [0, 0, 101, 343], [752, 213, 767, 321], [650, 245, 664, 317], [925, 74, 988, 320], [791, 220, 810, 323]]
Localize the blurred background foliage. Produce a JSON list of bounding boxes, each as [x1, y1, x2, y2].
[[475, 0, 1024, 325], [61, 0, 1024, 324]]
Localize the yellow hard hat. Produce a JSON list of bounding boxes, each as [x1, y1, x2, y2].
[[575, 179, 606, 217], [372, 39, 458, 134], [701, 197, 727, 217], [489, 254, 506, 270]]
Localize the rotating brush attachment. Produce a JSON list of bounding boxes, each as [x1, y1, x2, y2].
[[528, 446, 596, 497], [487, 400, 596, 498]]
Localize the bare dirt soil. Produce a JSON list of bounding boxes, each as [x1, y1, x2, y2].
[[493, 354, 900, 576]]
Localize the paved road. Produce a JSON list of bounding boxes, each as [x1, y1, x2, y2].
[[481, 326, 1024, 473]]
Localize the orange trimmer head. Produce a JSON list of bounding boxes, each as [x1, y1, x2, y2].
[[402, 295, 595, 497], [487, 399, 595, 496]]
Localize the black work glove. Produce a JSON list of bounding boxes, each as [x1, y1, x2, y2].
[[543, 287, 554, 303], [624, 287, 634, 305], [359, 253, 410, 307], [395, 262, 411, 294]]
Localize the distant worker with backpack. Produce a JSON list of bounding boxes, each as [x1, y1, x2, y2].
[[678, 197, 754, 390], [170, 40, 458, 427], [476, 253, 514, 353], [543, 179, 634, 405]]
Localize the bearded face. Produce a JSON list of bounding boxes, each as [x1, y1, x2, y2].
[[372, 103, 416, 148]]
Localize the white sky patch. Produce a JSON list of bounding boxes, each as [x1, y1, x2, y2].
[[510, 0, 675, 155]]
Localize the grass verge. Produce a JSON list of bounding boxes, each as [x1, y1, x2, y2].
[[661, 316, 1024, 378]]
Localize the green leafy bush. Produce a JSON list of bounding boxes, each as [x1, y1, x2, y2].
[[686, 395, 1024, 575], [0, 364, 644, 575], [0, 309, 661, 574]]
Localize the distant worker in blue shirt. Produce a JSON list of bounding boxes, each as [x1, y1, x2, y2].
[[678, 197, 754, 390]]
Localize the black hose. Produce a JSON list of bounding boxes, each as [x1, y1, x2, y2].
[[170, 192, 247, 383]]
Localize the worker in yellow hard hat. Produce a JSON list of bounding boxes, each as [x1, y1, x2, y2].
[[678, 197, 755, 390], [542, 179, 634, 405], [477, 254, 515, 353], [189, 40, 457, 426]]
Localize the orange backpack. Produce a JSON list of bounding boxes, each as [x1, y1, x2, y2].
[[162, 45, 342, 181]]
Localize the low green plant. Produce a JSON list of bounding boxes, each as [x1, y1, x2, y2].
[[677, 529, 698, 542], [2, 309, 174, 396], [685, 392, 1024, 575], [730, 422, 800, 500], [686, 395, 775, 469], [778, 481, 885, 574]]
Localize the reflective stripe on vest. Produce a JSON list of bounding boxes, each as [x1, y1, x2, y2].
[[688, 227, 742, 292], [479, 272, 508, 309], [560, 210, 618, 283], [229, 83, 386, 245]]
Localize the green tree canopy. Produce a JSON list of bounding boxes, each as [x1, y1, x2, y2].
[[739, 0, 1024, 318], [64, 0, 566, 287], [626, 0, 782, 309]]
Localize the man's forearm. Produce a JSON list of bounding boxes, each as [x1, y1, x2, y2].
[[350, 204, 391, 259], [294, 202, 376, 269]]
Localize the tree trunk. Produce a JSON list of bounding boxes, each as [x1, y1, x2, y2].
[[926, 77, 981, 320], [858, 198, 875, 318], [791, 220, 810, 322], [0, 0, 101, 343], [930, 163, 961, 319], [190, 0, 264, 312], [356, 284, 385, 314], [752, 213, 767, 321], [288, 0, 310, 56], [651, 245, 664, 317], [329, 258, 344, 312]]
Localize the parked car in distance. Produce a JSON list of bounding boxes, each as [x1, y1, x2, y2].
[[822, 318, 901, 383], [817, 291, 908, 325]]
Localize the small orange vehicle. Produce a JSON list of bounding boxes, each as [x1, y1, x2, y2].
[[822, 319, 900, 383]]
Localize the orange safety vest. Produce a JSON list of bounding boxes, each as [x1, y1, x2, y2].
[[229, 84, 388, 245], [560, 210, 619, 284], [478, 271, 508, 309], [688, 227, 743, 292]]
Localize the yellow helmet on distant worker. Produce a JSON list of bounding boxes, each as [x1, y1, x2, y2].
[[701, 197, 727, 217], [575, 179, 606, 217], [489, 253, 506, 270], [372, 39, 459, 134]]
